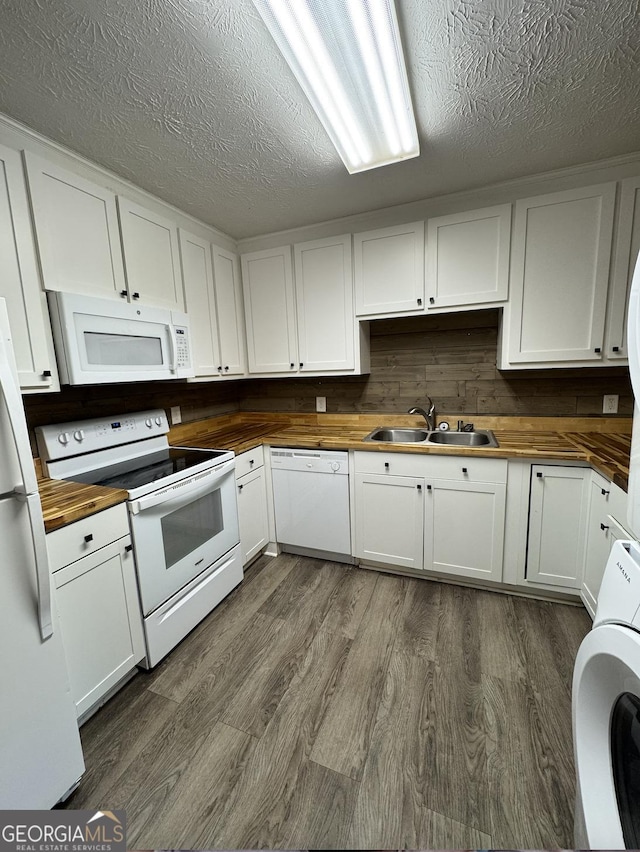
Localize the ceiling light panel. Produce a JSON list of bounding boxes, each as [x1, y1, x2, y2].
[[251, 0, 420, 173]]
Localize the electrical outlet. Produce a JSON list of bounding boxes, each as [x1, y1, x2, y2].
[[316, 396, 327, 413], [603, 394, 619, 414], [170, 405, 182, 424]]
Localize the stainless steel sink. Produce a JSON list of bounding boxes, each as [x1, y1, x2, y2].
[[363, 427, 430, 443], [427, 430, 498, 447]]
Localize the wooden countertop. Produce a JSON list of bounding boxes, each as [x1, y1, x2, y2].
[[37, 413, 632, 531], [36, 460, 128, 534]]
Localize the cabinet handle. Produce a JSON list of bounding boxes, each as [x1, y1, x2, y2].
[[125, 544, 133, 553], [462, 467, 468, 474], [42, 369, 52, 378], [299, 362, 304, 368], [384, 462, 390, 469], [601, 488, 610, 496], [536, 471, 543, 478], [249, 459, 255, 466], [417, 298, 422, 306], [594, 347, 601, 354], [290, 363, 295, 369], [429, 296, 435, 305], [132, 292, 140, 300], [238, 483, 243, 492], [120, 290, 128, 298], [613, 346, 620, 353], [417, 483, 422, 491], [426, 484, 432, 491], [600, 523, 609, 531], [224, 365, 229, 371], [217, 365, 222, 372], [84, 533, 93, 543]]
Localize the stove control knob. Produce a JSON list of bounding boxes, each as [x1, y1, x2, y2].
[[73, 429, 84, 442], [58, 432, 69, 445], [331, 461, 340, 472], [145, 418, 153, 428], [155, 416, 162, 426]]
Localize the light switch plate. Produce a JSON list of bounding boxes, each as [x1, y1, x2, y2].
[[170, 405, 182, 424], [316, 396, 327, 413]]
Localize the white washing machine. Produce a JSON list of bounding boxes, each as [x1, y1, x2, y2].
[[573, 538, 640, 848]]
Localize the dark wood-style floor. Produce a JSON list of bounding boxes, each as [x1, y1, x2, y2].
[[64, 553, 591, 849]]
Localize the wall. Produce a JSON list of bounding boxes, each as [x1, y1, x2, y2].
[[239, 310, 633, 418]]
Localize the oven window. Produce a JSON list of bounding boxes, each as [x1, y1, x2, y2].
[[611, 691, 640, 847], [84, 331, 163, 365], [160, 489, 223, 569]]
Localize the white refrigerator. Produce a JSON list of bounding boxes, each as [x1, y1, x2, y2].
[[0, 297, 84, 807]]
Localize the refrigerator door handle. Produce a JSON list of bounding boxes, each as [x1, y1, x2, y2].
[[22, 492, 53, 641], [0, 332, 38, 495]]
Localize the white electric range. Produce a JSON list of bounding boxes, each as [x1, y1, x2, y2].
[[37, 409, 242, 668]]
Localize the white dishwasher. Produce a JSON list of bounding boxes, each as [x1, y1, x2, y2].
[[270, 448, 353, 563]]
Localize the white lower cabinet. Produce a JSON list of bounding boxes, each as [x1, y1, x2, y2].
[[354, 472, 424, 570], [424, 478, 506, 582], [581, 472, 630, 618], [353, 452, 507, 581], [526, 464, 590, 589], [47, 504, 145, 721], [236, 448, 269, 565]]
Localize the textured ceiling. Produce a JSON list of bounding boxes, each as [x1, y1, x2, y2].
[[0, 0, 639, 239]]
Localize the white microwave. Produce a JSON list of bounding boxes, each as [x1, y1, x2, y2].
[[48, 292, 194, 385]]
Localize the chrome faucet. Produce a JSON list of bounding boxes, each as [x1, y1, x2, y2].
[[408, 398, 435, 431]]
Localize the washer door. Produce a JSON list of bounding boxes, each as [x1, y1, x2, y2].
[[573, 623, 640, 848]]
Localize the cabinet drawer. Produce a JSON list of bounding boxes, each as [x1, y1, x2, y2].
[[423, 456, 508, 484], [353, 451, 429, 478], [47, 503, 129, 573], [235, 445, 265, 478]]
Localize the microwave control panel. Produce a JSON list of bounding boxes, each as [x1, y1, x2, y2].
[[174, 326, 190, 368]]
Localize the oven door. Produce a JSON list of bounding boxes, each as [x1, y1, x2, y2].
[[128, 459, 239, 615]]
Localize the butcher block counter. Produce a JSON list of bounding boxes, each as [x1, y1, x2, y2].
[[36, 412, 632, 531]]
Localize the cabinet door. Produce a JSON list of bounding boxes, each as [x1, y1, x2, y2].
[[354, 221, 424, 316], [118, 197, 185, 311], [506, 184, 616, 364], [53, 538, 145, 719], [0, 145, 58, 391], [527, 465, 590, 589], [24, 152, 126, 299], [424, 478, 506, 582], [237, 467, 269, 565], [606, 176, 640, 361], [179, 229, 221, 378], [581, 473, 630, 618], [212, 245, 246, 377], [294, 234, 354, 372], [426, 204, 511, 309], [241, 246, 297, 373], [354, 473, 424, 570]]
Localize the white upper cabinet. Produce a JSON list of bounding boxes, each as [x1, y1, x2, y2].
[[180, 230, 246, 379], [605, 176, 640, 361], [24, 152, 126, 299], [117, 197, 185, 311], [0, 145, 59, 392], [211, 245, 246, 377], [500, 183, 616, 367], [242, 246, 298, 373], [426, 204, 511, 310], [354, 221, 425, 316], [294, 234, 354, 372]]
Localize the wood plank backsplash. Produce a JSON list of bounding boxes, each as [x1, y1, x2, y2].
[[239, 311, 633, 417], [24, 310, 632, 446]]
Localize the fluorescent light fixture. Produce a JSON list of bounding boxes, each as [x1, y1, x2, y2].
[[251, 0, 419, 173]]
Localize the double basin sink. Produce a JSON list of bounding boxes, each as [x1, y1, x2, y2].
[[363, 427, 499, 448]]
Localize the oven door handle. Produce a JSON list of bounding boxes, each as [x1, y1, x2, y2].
[[167, 324, 178, 374], [129, 459, 235, 515]]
